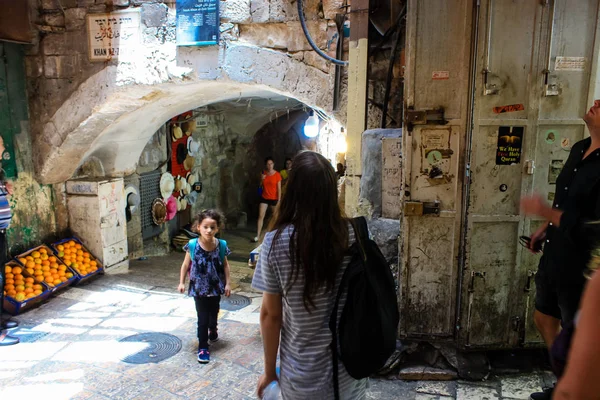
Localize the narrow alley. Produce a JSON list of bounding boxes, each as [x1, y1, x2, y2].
[[0, 229, 553, 399]]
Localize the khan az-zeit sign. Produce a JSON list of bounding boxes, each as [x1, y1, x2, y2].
[[86, 10, 141, 62]]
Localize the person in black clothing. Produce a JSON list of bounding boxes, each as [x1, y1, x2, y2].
[[521, 99, 600, 400]]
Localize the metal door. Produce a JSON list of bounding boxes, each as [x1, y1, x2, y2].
[[400, 0, 474, 339], [460, 0, 600, 349]]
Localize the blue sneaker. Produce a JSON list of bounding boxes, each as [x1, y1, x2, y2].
[[209, 329, 219, 343], [197, 348, 210, 364]]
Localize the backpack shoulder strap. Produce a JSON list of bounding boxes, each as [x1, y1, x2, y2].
[[187, 238, 198, 256], [218, 239, 227, 264], [351, 216, 369, 242]]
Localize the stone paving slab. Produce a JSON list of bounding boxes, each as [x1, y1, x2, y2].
[[0, 254, 553, 400]]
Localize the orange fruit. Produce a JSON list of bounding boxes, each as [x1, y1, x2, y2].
[[15, 285, 24, 292], [40, 254, 48, 260], [58, 251, 65, 257], [14, 280, 24, 286], [12, 266, 22, 275], [25, 277, 34, 283], [82, 252, 90, 258], [25, 261, 35, 269], [15, 293, 25, 301], [39, 248, 47, 254], [60, 277, 67, 283], [26, 293, 35, 299], [24, 288, 33, 294], [7, 290, 16, 297], [41, 265, 50, 272], [41, 260, 50, 266], [68, 241, 76, 247], [58, 270, 65, 277], [33, 290, 42, 296], [58, 265, 66, 271], [26, 255, 33, 261], [5, 272, 13, 280], [75, 244, 82, 250], [34, 269, 43, 276], [53, 279, 61, 285], [5, 265, 12, 273], [4, 284, 14, 291], [65, 272, 73, 278], [5, 278, 13, 285], [34, 259, 42, 264], [34, 275, 43, 282], [15, 273, 23, 280], [26, 268, 34, 275], [90, 261, 97, 266], [18, 258, 26, 265], [31, 251, 40, 258], [57, 244, 64, 251], [49, 256, 57, 262]]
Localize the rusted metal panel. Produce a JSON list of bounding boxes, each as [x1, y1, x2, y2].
[[401, 0, 472, 339], [0, 1, 32, 44], [382, 138, 402, 219]]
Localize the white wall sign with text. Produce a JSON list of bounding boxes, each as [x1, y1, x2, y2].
[[86, 10, 141, 62]]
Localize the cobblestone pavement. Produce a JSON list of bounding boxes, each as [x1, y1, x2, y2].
[[0, 234, 554, 399]]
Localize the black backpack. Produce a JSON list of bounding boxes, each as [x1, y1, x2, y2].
[[329, 217, 399, 399]]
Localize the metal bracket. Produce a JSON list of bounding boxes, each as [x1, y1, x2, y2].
[[482, 69, 499, 95], [405, 107, 447, 132], [403, 200, 440, 216]]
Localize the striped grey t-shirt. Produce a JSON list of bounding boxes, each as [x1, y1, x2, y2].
[[252, 224, 368, 400]]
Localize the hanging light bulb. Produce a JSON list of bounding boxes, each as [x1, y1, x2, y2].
[[304, 110, 320, 138]]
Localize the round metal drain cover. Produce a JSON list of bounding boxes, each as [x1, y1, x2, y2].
[[119, 332, 182, 364], [220, 294, 251, 311]]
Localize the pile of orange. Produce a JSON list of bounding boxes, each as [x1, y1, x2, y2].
[[56, 241, 98, 277], [17, 247, 72, 288], [3, 264, 45, 302]]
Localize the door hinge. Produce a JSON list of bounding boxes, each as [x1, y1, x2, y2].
[[511, 316, 522, 332], [405, 107, 447, 132]]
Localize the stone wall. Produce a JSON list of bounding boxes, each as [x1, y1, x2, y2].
[[25, 0, 348, 184]]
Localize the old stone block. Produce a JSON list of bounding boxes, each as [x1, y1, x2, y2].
[[398, 366, 457, 381], [286, 21, 328, 52], [77, 0, 96, 6], [25, 56, 44, 78], [42, 32, 87, 55], [299, 0, 320, 20], [323, 0, 344, 19], [220, 23, 239, 41], [65, 8, 87, 30], [456, 383, 499, 400], [238, 23, 288, 49], [269, 0, 296, 22], [250, 0, 269, 23], [43, 13, 66, 27], [142, 3, 168, 27], [500, 375, 543, 399], [111, 0, 130, 6], [44, 55, 81, 78], [41, 0, 78, 10], [220, 0, 251, 24], [359, 129, 402, 218], [367, 218, 400, 264], [303, 50, 329, 73]]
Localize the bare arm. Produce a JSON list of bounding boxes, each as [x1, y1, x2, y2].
[[223, 256, 231, 297], [554, 273, 600, 399], [277, 181, 282, 202], [257, 292, 283, 397], [178, 252, 191, 293]]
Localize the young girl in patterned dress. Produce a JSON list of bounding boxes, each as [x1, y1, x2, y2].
[[178, 209, 231, 364]]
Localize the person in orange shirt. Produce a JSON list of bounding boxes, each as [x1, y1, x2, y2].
[[254, 157, 282, 243]]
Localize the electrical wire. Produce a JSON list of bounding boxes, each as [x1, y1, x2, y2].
[[297, 0, 348, 67]]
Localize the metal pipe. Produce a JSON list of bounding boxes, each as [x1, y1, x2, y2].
[[297, 0, 348, 66], [333, 14, 345, 111]]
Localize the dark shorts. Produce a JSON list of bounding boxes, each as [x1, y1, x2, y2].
[[535, 268, 586, 324], [259, 197, 278, 207]]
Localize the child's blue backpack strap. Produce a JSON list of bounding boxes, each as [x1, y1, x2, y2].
[[218, 239, 227, 264], [187, 238, 198, 256]]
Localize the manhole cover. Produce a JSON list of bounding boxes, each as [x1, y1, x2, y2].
[[119, 332, 182, 364], [9, 327, 49, 343], [220, 294, 251, 311]]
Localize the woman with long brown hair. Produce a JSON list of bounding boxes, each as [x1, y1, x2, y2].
[[252, 151, 368, 399]]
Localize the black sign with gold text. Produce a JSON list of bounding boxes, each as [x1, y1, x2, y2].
[[496, 126, 524, 165]]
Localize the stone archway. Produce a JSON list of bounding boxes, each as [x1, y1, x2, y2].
[[33, 44, 339, 184]]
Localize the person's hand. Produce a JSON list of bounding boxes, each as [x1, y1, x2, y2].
[[177, 283, 186, 293], [528, 223, 548, 254], [224, 284, 231, 297], [521, 194, 549, 217], [261, 173, 266, 181], [5, 181, 14, 195], [257, 373, 278, 399]]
